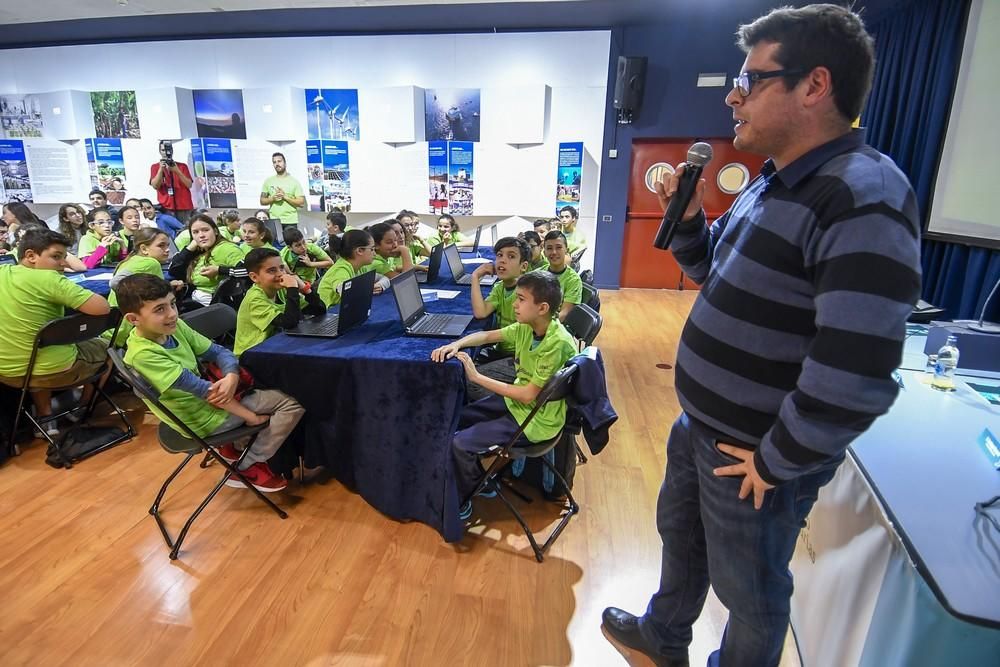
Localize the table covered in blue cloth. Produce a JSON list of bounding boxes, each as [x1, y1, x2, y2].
[[240, 256, 494, 542]]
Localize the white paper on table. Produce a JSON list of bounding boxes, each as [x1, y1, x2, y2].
[[83, 272, 115, 280], [464, 258, 492, 265], [421, 289, 461, 300]]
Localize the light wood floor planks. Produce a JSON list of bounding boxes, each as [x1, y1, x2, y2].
[[0, 288, 800, 667]]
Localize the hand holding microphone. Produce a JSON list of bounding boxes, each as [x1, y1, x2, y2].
[[653, 142, 713, 250]]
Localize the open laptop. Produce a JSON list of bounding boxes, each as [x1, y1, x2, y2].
[[285, 270, 376, 338], [416, 242, 444, 284], [390, 269, 473, 337], [265, 218, 285, 248], [444, 243, 497, 286], [470, 225, 483, 254]]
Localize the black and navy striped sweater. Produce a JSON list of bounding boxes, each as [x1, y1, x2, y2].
[[671, 130, 921, 484]]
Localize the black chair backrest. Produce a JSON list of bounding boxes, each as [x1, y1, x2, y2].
[[579, 269, 594, 285], [38, 310, 122, 348], [580, 282, 600, 311], [0, 254, 15, 265], [534, 363, 579, 405], [265, 219, 285, 248], [180, 303, 237, 341], [107, 347, 160, 402], [563, 303, 602, 347], [211, 277, 251, 310]]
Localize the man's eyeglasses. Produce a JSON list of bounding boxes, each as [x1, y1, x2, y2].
[[732, 69, 804, 98]]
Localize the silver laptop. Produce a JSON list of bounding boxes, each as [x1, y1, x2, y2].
[[416, 242, 444, 284], [390, 269, 473, 337], [285, 270, 375, 338], [444, 243, 496, 286]]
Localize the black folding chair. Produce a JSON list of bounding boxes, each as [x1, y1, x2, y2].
[[580, 282, 601, 312], [564, 303, 603, 350], [0, 254, 15, 265], [463, 361, 581, 562], [180, 303, 237, 343], [7, 311, 135, 465], [107, 348, 287, 560], [211, 277, 252, 312], [570, 247, 586, 272]]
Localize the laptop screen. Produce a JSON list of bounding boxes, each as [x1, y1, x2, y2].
[[391, 270, 424, 324], [443, 243, 464, 280]]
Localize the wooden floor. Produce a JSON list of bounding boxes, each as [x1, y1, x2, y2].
[[0, 289, 800, 667]]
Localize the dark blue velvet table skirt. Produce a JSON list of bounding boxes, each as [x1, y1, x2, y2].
[[241, 255, 494, 543]]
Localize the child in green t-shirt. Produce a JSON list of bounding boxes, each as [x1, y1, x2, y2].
[[426, 214, 473, 249], [240, 218, 278, 252], [217, 209, 243, 244], [368, 222, 413, 279], [558, 205, 588, 256], [118, 274, 304, 493], [397, 210, 431, 263], [0, 228, 112, 431], [167, 214, 247, 307], [543, 230, 583, 322], [235, 248, 326, 357], [280, 227, 333, 284], [520, 231, 549, 272], [431, 271, 577, 519], [77, 207, 126, 269], [319, 229, 385, 307]]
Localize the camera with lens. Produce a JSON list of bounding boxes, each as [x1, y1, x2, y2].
[[160, 140, 175, 167]]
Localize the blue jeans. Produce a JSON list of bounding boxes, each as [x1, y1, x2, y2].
[[639, 413, 838, 667]]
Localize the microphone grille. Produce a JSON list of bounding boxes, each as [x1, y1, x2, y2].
[[687, 142, 713, 167]]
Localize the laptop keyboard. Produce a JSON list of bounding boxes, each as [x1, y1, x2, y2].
[[411, 313, 453, 333], [305, 315, 340, 335]]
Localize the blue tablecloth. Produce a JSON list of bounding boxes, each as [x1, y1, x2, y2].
[[68, 269, 114, 297], [241, 257, 494, 542]]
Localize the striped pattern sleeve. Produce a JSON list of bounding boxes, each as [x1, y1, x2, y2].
[[753, 186, 921, 484], [670, 209, 732, 285]]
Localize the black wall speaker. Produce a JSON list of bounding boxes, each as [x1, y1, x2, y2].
[[613, 55, 647, 123]]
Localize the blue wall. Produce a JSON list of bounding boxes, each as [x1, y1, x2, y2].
[[592, 15, 756, 288]]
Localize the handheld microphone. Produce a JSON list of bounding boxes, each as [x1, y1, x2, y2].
[[653, 142, 713, 250]]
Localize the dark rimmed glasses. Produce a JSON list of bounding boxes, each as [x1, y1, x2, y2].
[[732, 69, 805, 98]]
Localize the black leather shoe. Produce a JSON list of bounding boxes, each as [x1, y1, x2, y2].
[[601, 607, 689, 667]]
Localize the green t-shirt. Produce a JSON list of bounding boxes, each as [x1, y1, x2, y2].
[[174, 229, 192, 250], [234, 284, 306, 358], [409, 240, 427, 261], [219, 227, 242, 243], [564, 228, 587, 255], [109, 255, 164, 308], [499, 319, 577, 443], [280, 243, 331, 284], [318, 257, 359, 307], [242, 241, 278, 256], [370, 253, 402, 276], [529, 256, 550, 272], [550, 265, 583, 307], [426, 231, 467, 248], [190, 241, 245, 294], [486, 281, 518, 352], [77, 230, 125, 266], [124, 320, 228, 438], [0, 265, 96, 378], [262, 174, 304, 225]]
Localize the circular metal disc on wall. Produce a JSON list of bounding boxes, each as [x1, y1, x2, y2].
[[644, 162, 675, 193], [717, 162, 750, 194]]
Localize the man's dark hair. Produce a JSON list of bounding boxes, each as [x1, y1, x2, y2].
[[559, 205, 578, 219], [522, 230, 542, 246], [533, 219, 549, 229], [115, 274, 172, 315], [282, 226, 304, 245], [736, 4, 875, 121], [494, 236, 530, 265], [544, 230, 568, 247], [326, 209, 347, 231], [516, 271, 562, 318], [272, 152, 285, 160], [18, 228, 70, 259], [89, 188, 106, 198], [244, 247, 281, 274], [138, 198, 154, 207]]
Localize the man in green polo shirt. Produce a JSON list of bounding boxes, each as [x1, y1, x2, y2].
[[260, 152, 305, 226]]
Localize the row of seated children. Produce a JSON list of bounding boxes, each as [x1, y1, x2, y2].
[[531, 206, 588, 256]]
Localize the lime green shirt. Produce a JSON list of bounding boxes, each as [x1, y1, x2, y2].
[[370, 253, 403, 276], [564, 228, 587, 255], [262, 174, 304, 225], [190, 241, 245, 294], [174, 229, 192, 250], [426, 231, 467, 248], [486, 281, 518, 352], [77, 230, 125, 266], [550, 265, 583, 307], [529, 256, 550, 272], [242, 241, 278, 256], [280, 243, 331, 284], [0, 265, 96, 378], [124, 320, 228, 438], [219, 227, 242, 243], [234, 284, 306, 357], [318, 257, 359, 307], [409, 240, 427, 260], [499, 319, 577, 442], [109, 255, 163, 308]]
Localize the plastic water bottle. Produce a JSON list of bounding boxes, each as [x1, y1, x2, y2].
[[931, 335, 960, 392]]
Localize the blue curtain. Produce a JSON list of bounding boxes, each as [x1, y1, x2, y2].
[[863, 0, 1000, 321]]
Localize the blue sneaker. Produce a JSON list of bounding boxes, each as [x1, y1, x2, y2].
[[478, 485, 498, 499], [459, 501, 473, 520]]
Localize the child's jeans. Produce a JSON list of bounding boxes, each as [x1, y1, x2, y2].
[[209, 389, 304, 470]]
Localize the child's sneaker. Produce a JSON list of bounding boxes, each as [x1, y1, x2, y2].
[[458, 501, 473, 521], [225, 462, 287, 493], [216, 443, 241, 463]]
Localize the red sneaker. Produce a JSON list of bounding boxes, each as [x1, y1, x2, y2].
[[216, 443, 241, 463], [225, 462, 287, 493]]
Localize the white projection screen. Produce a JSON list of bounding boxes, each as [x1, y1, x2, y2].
[[926, 0, 1000, 246]]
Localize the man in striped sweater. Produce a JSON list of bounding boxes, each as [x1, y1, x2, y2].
[[602, 5, 921, 667]]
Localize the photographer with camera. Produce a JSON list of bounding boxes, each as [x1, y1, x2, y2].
[[149, 140, 194, 224]]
